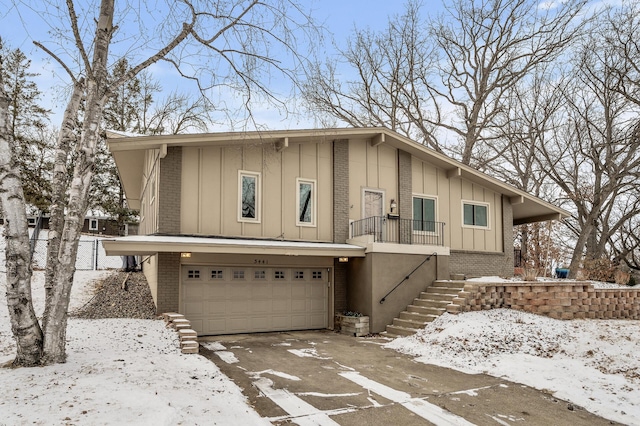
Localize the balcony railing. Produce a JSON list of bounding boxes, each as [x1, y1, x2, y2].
[[350, 216, 445, 246]]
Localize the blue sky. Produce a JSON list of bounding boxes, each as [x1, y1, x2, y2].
[[0, 0, 412, 129]]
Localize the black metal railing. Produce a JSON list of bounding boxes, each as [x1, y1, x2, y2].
[[350, 216, 445, 246]]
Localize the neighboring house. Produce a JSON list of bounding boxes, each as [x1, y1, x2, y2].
[[102, 128, 568, 335]]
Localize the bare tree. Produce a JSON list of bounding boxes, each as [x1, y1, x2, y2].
[[537, 23, 640, 278], [3, 0, 320, 366], [0, 52, 44, 366], [304, 0, 586, 166]]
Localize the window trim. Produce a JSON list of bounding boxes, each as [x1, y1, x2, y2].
[[412, 194, 438, 234], [238, 170, 261, 223], [296, 178, 317, 227], [461, 200, 491, 229], [89, 218, 99, 231]]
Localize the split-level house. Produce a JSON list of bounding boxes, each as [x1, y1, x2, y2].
[[102, 128, 567, 335]]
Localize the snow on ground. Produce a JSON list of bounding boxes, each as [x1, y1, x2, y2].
[[386, 309, 640, 425], [0, 271, 269, 425], [2, 266, 639, 424]]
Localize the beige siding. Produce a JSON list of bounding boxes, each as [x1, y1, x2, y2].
[[143, 254, 159, 307], [412, 156, 503, 253], [140, 149, 160, 235], [180, 141, 333, 241], [348, 139, 398, 220]]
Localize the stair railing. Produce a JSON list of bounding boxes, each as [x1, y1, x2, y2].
[[379, 252, 437, 304]]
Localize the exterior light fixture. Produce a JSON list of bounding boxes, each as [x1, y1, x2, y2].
[[390, 199, 397, 213], [181, 252, 192, 258], [338, 257, 349, 263]]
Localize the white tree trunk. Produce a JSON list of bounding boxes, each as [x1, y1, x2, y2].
[[41, 0, 114, 364], [0, 74, 43, 366]]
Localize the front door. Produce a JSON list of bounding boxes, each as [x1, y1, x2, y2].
[[363, 190, 384, 240]]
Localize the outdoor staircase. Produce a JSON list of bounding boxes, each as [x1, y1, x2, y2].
[[384, 280, 466, 337]]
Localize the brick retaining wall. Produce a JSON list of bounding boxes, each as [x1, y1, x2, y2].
[[447, 281, 640, 320]]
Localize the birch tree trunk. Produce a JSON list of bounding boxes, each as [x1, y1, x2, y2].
[[41, 0, 114, 364], [0, 72, 43, 366], [44, 80, 84, 303]]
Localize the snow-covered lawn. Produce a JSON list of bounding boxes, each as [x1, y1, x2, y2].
[[0, 271, 268, 425], [387, 308, 640, 425], [1, 270, 639, 424]]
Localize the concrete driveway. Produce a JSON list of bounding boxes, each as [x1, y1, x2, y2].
[[199, 330, 616, 425]]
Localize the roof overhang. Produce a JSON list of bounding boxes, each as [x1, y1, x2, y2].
[[106, 127, 569, 225], [102, 235, 366, 258]]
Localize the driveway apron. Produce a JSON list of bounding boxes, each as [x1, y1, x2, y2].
[[199, 330, 617, 426]]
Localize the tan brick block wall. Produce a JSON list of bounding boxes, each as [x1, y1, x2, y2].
[[449, 280, 640, 320]]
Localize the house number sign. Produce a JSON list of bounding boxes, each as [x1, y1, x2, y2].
[[253, 259, 268, 264]]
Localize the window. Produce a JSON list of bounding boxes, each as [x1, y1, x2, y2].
[[89, 219, 99, 231], [238, 171, 260, 222], [312, 271, 323, 280], [187, 269, 200, 279], [413, 196, 436, 232], [211, 270, 224, 279], [254, 270, 266, 280], [233, 270, 245, 280], [463, 201, 489, 228], [296, 178, 316, 226], [274, 270, 286, 280], [294, 271, 305, 280]]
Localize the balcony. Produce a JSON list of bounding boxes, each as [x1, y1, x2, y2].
[[350, 216, 445, 246]]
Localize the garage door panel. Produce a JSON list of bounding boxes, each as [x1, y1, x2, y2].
[[229, 299, 249, 314], [182, 266, 328, 335], [250, 299, 272, 313]]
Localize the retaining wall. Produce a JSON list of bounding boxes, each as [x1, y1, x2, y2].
[[447, 281, 640, 320]]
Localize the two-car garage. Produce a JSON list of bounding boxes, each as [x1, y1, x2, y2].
[[181, 265, 330, 335]]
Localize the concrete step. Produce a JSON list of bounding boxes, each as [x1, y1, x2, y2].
[[424, 286, 461, 295], [412, 298, 450, 308], [433, 280, 466, 289], [393, 317, 429, 329], [399, 311, 438, 324], [385, 324, 420, 337], [406, 304, 446, 316], [419, 292, 456, 301]]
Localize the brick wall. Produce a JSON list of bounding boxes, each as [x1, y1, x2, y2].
[[449, 251, 511, 277], [333, 139, 349, 243], [334, 260, 348, 313], [398, 149, 412, 244], [158, 146, 182, 234], [448, 281, 640, 320], [333, 139, 349, 312], [156, 252, 180, 314]]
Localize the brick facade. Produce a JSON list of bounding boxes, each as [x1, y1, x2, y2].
[[448, 281, 640, 320], [158, 146, 182, 234], [397, 149, 412, 244], [333, 139, 350, 313], [156, 252, 181, 314]]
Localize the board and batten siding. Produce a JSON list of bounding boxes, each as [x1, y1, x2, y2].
[[180, 142, 333, 241], [348, 139, 399, 220], [411, 156, 503, 253], [139, 149, 161, 235]]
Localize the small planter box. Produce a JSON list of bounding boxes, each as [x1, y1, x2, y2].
[[335, 314, 369, 337]]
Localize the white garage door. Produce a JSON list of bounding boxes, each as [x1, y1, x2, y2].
[[181, 265, 329, 335]]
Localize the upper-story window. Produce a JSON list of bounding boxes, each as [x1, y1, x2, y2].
[[463, 201, 489, 228], [238, 170, 260, 222], [413, 196, 436, 232], [296, 178, 316, 227]]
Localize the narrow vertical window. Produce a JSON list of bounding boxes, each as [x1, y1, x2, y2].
[[238, 171, 260, 222], [296, 178, 316, 227]]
